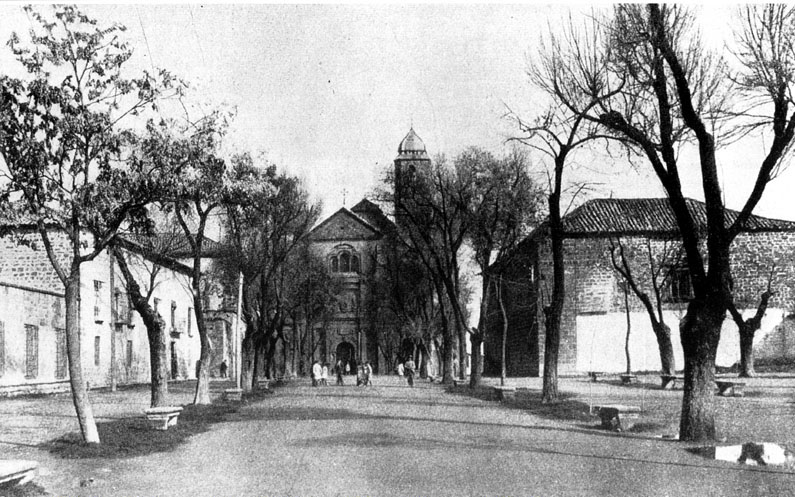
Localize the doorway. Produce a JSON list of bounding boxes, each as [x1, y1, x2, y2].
[[336, 341, 356, 375]]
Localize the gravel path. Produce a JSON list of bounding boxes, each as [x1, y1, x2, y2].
[[2, 375, 795, 496]]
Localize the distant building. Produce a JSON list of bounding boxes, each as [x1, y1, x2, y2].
[[302, 128, 431, 374], [485, 198, 795, 376], [0, 228, 230, 396]]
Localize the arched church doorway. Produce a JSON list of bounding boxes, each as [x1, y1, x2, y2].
[[336, 341, 356, 375]]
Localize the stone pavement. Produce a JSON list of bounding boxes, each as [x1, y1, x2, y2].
[[2, 376, 795, 496]]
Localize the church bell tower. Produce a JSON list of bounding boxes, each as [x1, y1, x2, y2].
[[394, 127, 431, 224]]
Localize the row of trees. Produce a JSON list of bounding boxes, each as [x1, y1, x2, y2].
[[0, 5, 334, 443], [384, 147, 544, 386]]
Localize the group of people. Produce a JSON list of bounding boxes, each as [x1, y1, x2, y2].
[[311, 360, 374, 387], [310, 357, 418, 388], [310, 361, 331, 387], [396, 358, 416, 387]]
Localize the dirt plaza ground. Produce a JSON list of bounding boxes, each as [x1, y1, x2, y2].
[[1, 374, 795, 497]]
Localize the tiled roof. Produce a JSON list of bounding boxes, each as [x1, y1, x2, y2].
[[119, 232, 226, 259], [351, 198, 395, 234], [559, 198, 795, 236]]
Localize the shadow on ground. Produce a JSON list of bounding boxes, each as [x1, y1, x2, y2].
[[41, 402, 240, 460], [446, 384, 594, 423]]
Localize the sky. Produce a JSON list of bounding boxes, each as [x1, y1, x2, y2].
[[1, 2, 793, 224]]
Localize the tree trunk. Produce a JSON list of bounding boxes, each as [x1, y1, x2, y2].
[[241, 334, 255, 392], [653, 322, 676, 376], [192, 293, 212, 405], [112, 247, 169, 407], [470, 274, 491, 388], [498, 276, 508, 386], [543, 191, 565, 403], [624, 286, 631, 375], [469, 334, 483, 388], [679, 299, 724, 442], [65, 273, 100, 443], [435, 282, 455, 383], [739, 326, 755, 378]]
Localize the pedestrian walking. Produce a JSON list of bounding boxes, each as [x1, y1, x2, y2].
[[336, 359, 345, 386], [219, 360, 228, 378], [363, 362, 373, 386], [404, 358, 415, 387], [311, 360, 321, 387], [321, 363, 329, 386]]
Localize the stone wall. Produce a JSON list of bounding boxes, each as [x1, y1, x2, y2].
[[492, 229, 795, 376], [0, 232, 201, 396]]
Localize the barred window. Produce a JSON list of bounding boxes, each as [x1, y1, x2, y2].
[[25, 324, 38, 379], [93, 280, 103, 319], [94, 336, 101, 367], [0, 321, 5, 377], [664, 264, 693, 303], [126, 340, 133, 368], [56, 327, 67, 379]]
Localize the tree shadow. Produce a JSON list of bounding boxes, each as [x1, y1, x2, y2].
[[41, 402, 240, 460], [446, 384, 594, 423]]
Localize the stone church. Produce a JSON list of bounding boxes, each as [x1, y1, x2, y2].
[[304, 128, 430, 374]]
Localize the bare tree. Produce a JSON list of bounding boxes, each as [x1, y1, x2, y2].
[[609, 237, 679, 376], [542, 5, 795, 440], [727, 266, 777, 378]]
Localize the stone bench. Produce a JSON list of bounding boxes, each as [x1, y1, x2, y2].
[[620, 374, 637, 385], [587, 371, 604, 382], [223, 388, 243, 402], [493, 386, 516, 402], [594, 404, 641, 432], [144, 406, 183, 431], [715, 380, 746, 397], [660, 374, 684, 389], [0, 460, 38, 487]]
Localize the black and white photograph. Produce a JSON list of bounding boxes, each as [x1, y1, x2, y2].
[[1, 3, 795, 496]]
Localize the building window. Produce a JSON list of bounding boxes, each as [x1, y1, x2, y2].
[[94, 336, 101, 367], [25, 324, 38, 379], [340, 252, 350, 272], [93, 280, 103, 320], [128, 293, 135, 323], [187, 307, 193, 337], [0, 321, 5, 377], [126, 340, 133, 368], [330, 249, 360, 274], [351, 255, 360, 273], [56, 327, 67, 379], [171, 301, 177, 331], [665, 264, 693, 303]]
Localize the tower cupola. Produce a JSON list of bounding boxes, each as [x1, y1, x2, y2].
[[396, 127, 429, 160]]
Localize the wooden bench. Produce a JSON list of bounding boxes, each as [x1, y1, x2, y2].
[[0, 460, 38, 487], [660, 374, 684, 389], [588, 371, 604, 382], [257, 379, 270, 391], [594, 404, 641, 432], [715, 379, 746, 397], [144, 406, 183, 431], [620, 374, 637, 385], [493, 386, 516, 402]]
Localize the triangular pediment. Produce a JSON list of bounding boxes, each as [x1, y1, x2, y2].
[[308, 208, 382, 242]]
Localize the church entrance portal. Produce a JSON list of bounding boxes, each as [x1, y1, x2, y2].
[[336, 342, 356, 375]]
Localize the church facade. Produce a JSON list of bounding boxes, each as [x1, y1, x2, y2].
[[304, 128, 431, 374]]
